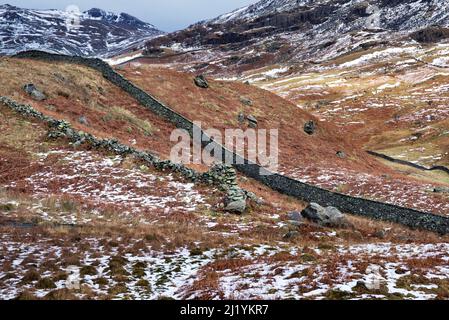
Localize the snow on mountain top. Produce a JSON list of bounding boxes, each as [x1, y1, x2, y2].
[[0, 4, 163, 57]]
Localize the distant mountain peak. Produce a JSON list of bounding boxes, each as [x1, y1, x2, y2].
[[0, 4, 17, 9], [0, 5, 163, 57]]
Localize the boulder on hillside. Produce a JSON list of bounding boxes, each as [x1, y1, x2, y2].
[[301, 203, 351, 228], [247, 115, 258, 128], [78, 116, 89, 126], [286, 211, 306, 227], [336, 151, 346, 159], [433, 186, 449, 194], [23, 84, 47, 101], [224, 199, 246, 214], [287, 211, 303, 221], [304, 120, 316, 135], [194, 75, 209, 88]]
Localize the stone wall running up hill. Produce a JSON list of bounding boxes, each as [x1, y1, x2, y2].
[[13, 50, 449, 234]]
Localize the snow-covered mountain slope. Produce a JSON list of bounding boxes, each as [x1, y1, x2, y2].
[[0, 4, 163, 57], [212, 0, 449, 30], [144, 0, 449, 75], [211, 0, 320, 24]]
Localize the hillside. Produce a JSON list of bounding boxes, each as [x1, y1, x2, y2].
[[143, 0, 449, 75], [1, 56, 449, 300], [0, 4, 163, 57], [118, 62, 449, 215], [112, 0, 449, 216]]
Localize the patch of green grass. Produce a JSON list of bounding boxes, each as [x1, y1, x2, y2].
[[108, 284, 128, 296], [108, 256, 129, 276], [132, 262, 147, 278], [16, 290, 38, 300], [317, 243, 335, 251], [80, 265, 98, 277], [202, 102, 221, 111], [325, 289, 356, 300], [300, 253, 317, 263], [189, 248, 203, 256], [60, 199, 77, 212], [155, 274, 169, 287], [0, 203, 15, 211], [95, 277, 109, 286], [52, 272, 68, 282], [105, 106, 156, 136], [136, 279, 150, 288], [21, 269, 40, 284], [36, 277, 57, 289]]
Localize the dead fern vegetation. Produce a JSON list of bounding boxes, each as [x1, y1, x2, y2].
[[0, 58, 448, 300]]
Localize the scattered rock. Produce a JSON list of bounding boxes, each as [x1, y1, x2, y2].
[[240, 97, 252, 106], [245, 191, 264, 205], [304, 120, 316, 135], [246, 115, 258, 128], [283, 231, 300, 240], [23, 84, 46, 101], [301, 203, 351, 228], [194, 75, 209, 88], [237, 112, 245, 124], [336, 151, 346, 159], [433, 186, 449, 193], [373, 229, 387, 239], [78, 116, 89, 126], [36, 277, 57, 289], [287, 211, 302, 221], [224, 199, 246, 214]]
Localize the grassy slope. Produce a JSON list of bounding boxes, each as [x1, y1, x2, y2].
[[118, 63, 449, 215], [1, 59, 449, 300]]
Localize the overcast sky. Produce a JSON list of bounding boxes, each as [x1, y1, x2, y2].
[[4, 0, 259, 31]]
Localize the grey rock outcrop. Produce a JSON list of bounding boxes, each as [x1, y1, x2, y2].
[[434, 187, 449, 194], [336, 151, 346, 159], [78, 116, 89, 126], [304, 120, 316, 135], [287, 211, 302, 221], [224, 199, 247, 213], [23, 84, 47, 101], [194, 75, 209, 88], [247, 115, 258, 128], [301, 203, 351, 228]]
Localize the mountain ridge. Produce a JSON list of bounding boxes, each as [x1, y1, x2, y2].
[[144, 0, 449, 75], [0, 4, 163, 57]]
